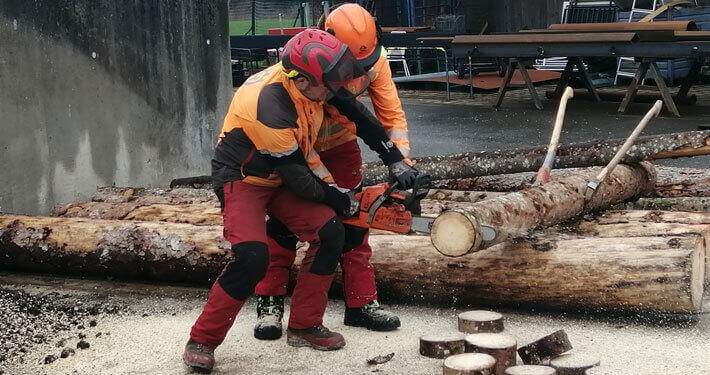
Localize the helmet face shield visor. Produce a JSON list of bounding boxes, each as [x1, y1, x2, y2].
[[323, 49, 372, 100]]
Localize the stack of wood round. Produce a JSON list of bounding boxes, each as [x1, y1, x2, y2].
[[444, 353, 497, 375], [458, 310, 505, 333], [504, 365, 557, 375], [518, 330, 573, 365], [419, 332, 466, 358], [464, 333, 517, 375], [549, 353, 600, 375]]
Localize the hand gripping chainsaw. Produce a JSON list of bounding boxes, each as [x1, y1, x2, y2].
[[343, 174, 434, 234]]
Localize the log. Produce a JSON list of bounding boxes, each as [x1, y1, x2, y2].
[[612, 197, 710, 212], [431, 163, 655, 256], [419, 333, 466, 358], [1, 211, 706, 313], [430, 166, 710, 198], [549, 353, 600, 375], [518, 330, 572, 365], [90, 186, 216, 204], [464, 333, 517, 375], [444, 353, 497, 375], [552, 354, 600, 375], [458, 311, 505, 334], [361, 131, 710, 186], [505, 366, 557, 375]]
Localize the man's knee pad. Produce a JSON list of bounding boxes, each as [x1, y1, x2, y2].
[[266, 217, 299, 251], [310, 218, 345, 275], [218, 241, 269, 300], [342, 224, 368, 253]]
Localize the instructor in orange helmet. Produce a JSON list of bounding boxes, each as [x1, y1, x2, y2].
[[253, 3, 417, 339]]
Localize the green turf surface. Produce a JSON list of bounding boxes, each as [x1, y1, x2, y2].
[[229, 19, 295, 35]]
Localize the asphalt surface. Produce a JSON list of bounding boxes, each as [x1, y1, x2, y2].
[[360, 92, 710, 169]]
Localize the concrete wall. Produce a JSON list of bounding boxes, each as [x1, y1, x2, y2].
[[0, 0, 231, 214]]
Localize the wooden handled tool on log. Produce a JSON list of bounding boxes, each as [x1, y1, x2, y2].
[[533, 87, 574, 186], [585, 100, 662, 200]]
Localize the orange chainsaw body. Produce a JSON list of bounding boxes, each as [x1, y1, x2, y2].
[[342, 183, 413, 234]]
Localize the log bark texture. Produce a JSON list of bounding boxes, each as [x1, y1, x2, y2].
[[431, 166, 710, 198], [518, 330, 572, 365], [1, 211, 706, 313], [361, 131, 710, 186], [431, 163, 656, 256]]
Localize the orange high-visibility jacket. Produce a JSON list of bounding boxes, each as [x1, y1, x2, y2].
[[314, 53, 410, 157], [214, 64, 334, 188]]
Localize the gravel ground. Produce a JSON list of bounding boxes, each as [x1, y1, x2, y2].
[[1, 273, 708, 375]]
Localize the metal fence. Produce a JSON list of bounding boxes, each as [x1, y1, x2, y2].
[[229, 0, 358, 35]]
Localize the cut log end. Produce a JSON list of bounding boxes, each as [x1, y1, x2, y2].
[[465, 333, 517, 375], [444, 353, 497, 375], [458, 310, 505, 333], [504, 365, 557, 375], [583, 367, 616, 375], [518, 330, 573, 365], [419, 332, 466, 358], [431, 210, 479, 257], [549, 353, 600, 375]]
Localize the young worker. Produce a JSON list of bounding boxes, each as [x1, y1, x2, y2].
[[253, 3, 417, 340], [183, 29, 374, 373]]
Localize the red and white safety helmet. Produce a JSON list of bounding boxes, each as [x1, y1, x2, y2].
[[281, 29, 371, 100]]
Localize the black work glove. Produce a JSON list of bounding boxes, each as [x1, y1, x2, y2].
[[388, 161, 419, 190], [340, 190, 361, 219]]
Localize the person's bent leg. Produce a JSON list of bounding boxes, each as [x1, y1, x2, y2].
[[252, 218, 299, 340], [184, 182, 270, 372], [268, 189, 346, 350]]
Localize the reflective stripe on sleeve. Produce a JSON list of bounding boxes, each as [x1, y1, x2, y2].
[[259, 143, 298, 158]]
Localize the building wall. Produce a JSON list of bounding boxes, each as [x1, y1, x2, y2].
[[0, 0, 231, 214]]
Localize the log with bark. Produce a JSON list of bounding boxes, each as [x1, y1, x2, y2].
[[612, 197, 710, 212], [518, 330, 572, 365], [431, 163, 655, 256], [361, 130, 710, 186], [458, 311, 505, 334], [464, 333, 517, 375], [430, 166, 710, 198], [420, 333, 467, 358], [1, 211, 706, 313]]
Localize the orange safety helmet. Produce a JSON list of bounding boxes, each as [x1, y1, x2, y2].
[[324, 3, 382, 70]]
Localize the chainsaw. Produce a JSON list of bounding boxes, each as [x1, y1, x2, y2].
[[343, 174, 435, 234]]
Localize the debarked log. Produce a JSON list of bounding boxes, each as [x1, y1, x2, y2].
[[1, 212, 705, 313], [361, 131, 710, 186], [430, 163, 655, 256]]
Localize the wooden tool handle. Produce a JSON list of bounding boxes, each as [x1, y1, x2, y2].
[[595, 100, 662, 183], [534, 87, 574, 185]]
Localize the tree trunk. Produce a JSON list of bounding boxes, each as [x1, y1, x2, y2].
[[2, 211, 706, 313], [365, 233, 705, 313], [431, 163, 655, 256], [430, 166, 710, 198], [361, 131, 710, 186]]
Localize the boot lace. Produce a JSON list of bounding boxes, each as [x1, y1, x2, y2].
[[257, 296, 284, 318]]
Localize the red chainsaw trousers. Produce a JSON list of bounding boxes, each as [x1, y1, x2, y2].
[[255, 140, 378, 308], [190, 181, 344, 347]]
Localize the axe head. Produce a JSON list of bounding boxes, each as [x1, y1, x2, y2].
[[585, 180, 600, 200]]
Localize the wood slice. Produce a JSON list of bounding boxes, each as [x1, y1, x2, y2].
[[505, 365, 557, 375], [458, 310, 505, 334], [549, 353, 600, 375], [583, 367, 615, 375], [518, 330, 572, 365], [444, 353, 497, 375], [419, 332, 466, 358], [465, 333, 517, 375]]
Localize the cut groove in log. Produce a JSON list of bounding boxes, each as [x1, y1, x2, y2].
[[431, 163, 655, 256], [549, 353, 600, 375], [518, 330, 573, 365], [444, 353, 497, 375], [504, 365, 557, 375], [458, 311, 505, 334], [419, 333, 466, 358], [464, 333, 517, 375]]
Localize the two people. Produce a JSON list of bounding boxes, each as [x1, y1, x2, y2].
[[184, 5, 416, 373]]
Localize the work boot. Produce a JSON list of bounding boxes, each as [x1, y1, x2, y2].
[[253, 295, 284, 340], [286, 324, 346, 351], [183, 339, 215, 374], [344, 300, 401, 331]]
